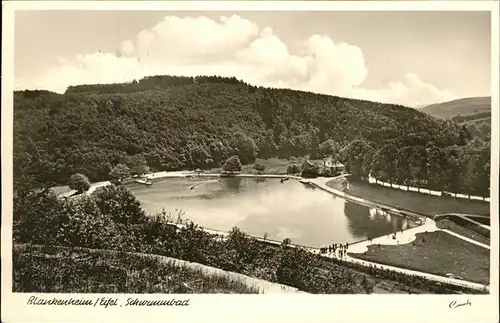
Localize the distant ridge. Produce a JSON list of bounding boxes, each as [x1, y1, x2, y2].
[[420, 96, 491, 120]]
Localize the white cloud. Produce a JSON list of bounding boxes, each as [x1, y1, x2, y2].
[[16, 15, 457, 107]]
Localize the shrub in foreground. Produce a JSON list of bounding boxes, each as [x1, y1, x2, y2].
[[13, 245, 259, 294]]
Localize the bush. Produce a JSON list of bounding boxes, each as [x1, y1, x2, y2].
[[91, 185, 147, 225], [222, 155, 242, 173], [301, 161, 319, 178], [13, 188, 62, 244], [287, 164, 300, 175], [69, 173, 91, 193], [54, 196, 113, 249], [109, 164, 131, 181], [253, 163, 266, 174], [225, 227, 260, 266], [320, 167, 333, 177], [13, 245, 260, 294]]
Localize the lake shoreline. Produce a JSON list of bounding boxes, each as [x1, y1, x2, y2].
[[132, 173, 421, 247], [143, 170, 302, 181]]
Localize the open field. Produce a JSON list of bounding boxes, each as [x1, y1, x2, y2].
[[206, 156, 323, 175], [13, 244, 261, 294], [328, 178, 490, 217], [349, 231, 490, 285]]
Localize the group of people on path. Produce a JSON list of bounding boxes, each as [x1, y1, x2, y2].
[[318, 225, 413, 258], [319, 242, 350, 258]]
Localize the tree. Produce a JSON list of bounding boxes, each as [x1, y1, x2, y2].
[[444, 150, 462, 195], [360, 146, 375, 180], [91, 185, 147, 226], [208, 141, 226, 166], [226, 227, 259, 265], [318, 139, 341, 160], [109, 163, 131, 181], [343, 139, 372, 180], [301, 160, 319, 178], [253, 163, 266, 174], [309, 132, 320, 159], [57, 195, 112, 248], [427, 146, 447, 191], [259, 130, 278, 159], [409, 146, 428, 191], [458, 125, 472, 146], [478, 145, 491, 199], [128, 154, 150, 176], [69, 173, 91, 193], [287, 163, 300, 175], [462, 155, 482, 197], [371, 142, 398, 186], [222, 155, 242, 173], [320, 167, 333, 177], [395, 147, 412, 188], [13, 185, 62, 244], [231, 132, 257, 164]]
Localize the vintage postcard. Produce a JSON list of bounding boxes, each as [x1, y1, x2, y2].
[[1, 1, 499, 323]]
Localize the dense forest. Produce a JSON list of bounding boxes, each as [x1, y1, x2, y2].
[[14, 75, 490, 197]]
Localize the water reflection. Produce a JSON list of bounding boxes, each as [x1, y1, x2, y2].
[[129, 178, 417, 247], [222, 177, 243, 191]]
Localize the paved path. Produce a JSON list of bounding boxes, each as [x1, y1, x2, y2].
[[305, 177, 490, 292], [58, 180, 112, 198], [307, 177, 426, 221], [308, 239, 488, 292]]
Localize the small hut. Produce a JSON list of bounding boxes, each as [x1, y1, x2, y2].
[[324, 159, 345, 175]]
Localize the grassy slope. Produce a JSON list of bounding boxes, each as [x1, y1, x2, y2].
[[13, 243, 449, 295], [349, 231, 490, 285], [435, 218, 490, 245], [327, 178, 490, 217], [13, 244, 260, 294], [420, 96, 491, 119]]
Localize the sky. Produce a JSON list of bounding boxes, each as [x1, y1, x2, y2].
[[14, 10, 491, 107]]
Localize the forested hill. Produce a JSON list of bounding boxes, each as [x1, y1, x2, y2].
[[14, 75, 481, 191], [420, 96, 491, 120], [419, 96, 491, 141]]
